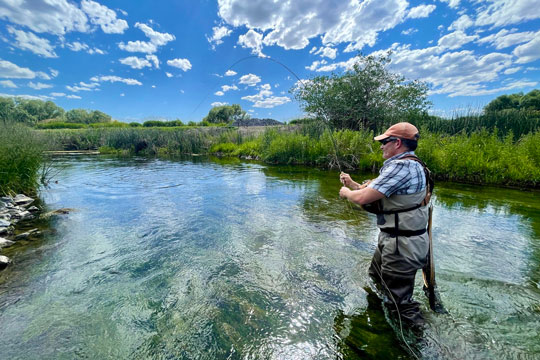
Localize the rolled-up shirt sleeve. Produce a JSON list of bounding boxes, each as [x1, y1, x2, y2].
[[367, 162, 410, 197]]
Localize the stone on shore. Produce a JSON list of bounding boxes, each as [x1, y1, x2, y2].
[[0, 237, 15, 249], [15, 229, 40, 241], [0, 219, 9, 227], [14, 194, 34, 207], [0, 255, 11, 270]]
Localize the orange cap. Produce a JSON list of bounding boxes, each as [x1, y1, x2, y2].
[[374, 122, 419, 141]]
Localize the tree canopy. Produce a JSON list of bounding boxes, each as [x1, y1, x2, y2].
[[203, 104, 248, 124], [291, 53, 430, 132], [484, 89, 540, 112]]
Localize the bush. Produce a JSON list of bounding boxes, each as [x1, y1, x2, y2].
[[35, 121, 86, 129]]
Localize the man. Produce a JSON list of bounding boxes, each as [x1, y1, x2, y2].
[[339, 122, 430, 327]]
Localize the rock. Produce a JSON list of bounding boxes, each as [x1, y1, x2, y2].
[[0, 219, 10, 227], [0, 212, 11, 221], [0, 255, 12, 270], [15, 228, 39, 241], [19, 211, 34, 221], [0, 227, 8, 235], [0, 237, 15, 249], [28, 206, 40, 212], [13, 194, 34, 206], [0, 196, 12, 203], [41, 208, 75, 219]]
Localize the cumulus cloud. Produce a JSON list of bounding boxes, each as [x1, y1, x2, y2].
[[513, 36, 540, 64], [475, 0, 540, 28], [0, 59, 45, 79], [50, 69, 59, 78], [238, 29, 264, 56], [90, 75, 142, 85], [167, 58, 192, 71], [211, 101, 228, 107], [448, 14, 473, 31], [312, 46, 337, 59], [221, 84, 238, 92], [66, 94, 82, 99], [0, 80, 17, 88], [477, 29, 538, 50], [214, 91, 225, 96], [439, 0, 460, 9], [401, 28, 418, 35], [119, 22, 175, 54], [0, 93, 52, 100], [225, 70, 237, 76], [165, 72, 173, 77], [28, 81, 52, 90], [437, 31, 478, 50], [241, 83, 290, 108], [407, 4, 436, 19], [239, 73, 261, 86], [80, 0, 128, 34], [503, 67, 521, 75], [207, 25, 232, 47], [218, 0, 409, 53], [119, 56, 152, 69], [50, 92, 65, 97], [146, 55, 159, 68], [7, 26, 57, 58]]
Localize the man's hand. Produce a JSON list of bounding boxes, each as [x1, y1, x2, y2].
[[339, 186, 351, 199], [340, 172, 353, 187]]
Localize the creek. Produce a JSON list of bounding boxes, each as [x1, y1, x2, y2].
[[1, 156, 539, 359]]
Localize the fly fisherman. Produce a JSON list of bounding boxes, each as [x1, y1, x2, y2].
[[339, 122, 432, 328]]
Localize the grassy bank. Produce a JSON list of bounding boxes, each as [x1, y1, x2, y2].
[[38, 124, 540, 188], [0, 124, 44, 195]]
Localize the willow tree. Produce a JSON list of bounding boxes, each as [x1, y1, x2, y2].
[[292, 53, 430, 132]]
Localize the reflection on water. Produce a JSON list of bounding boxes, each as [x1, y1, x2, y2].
[[0, 156, 539, 359]]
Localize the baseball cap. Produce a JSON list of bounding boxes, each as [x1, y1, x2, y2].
[[374, 122, 419, 141]]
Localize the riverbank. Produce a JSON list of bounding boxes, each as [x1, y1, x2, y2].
[[35, 125, 540, 188]]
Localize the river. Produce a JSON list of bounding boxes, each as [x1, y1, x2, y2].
[[1, 156, 539, 359]]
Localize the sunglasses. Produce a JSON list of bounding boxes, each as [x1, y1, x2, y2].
[[380, 137, 399, 145]]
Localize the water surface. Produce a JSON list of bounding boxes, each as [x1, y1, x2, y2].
[[1, 156, 539, 359]]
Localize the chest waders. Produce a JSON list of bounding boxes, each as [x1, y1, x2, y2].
[[365, 155, 445, 328]]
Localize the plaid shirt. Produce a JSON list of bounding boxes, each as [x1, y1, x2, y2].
[[368, 151, 426, 197]]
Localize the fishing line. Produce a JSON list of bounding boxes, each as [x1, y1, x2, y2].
[[193, 54, 420, 358]]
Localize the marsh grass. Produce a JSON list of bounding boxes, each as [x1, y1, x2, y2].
[[0, 124, 44, 195]]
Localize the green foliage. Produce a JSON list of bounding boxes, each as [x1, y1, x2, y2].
[[203, 104, 248, 124], [129, 122, 142, 127], [65, 108, 112, 124], [35, 121, 86, 129], [0, 124, 44, 195], [484, 89, 540, 112], [292, 53, 430, 132], [143, 119, 184, 127]]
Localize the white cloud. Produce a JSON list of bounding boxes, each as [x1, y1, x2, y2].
[[0, 80, 16, 88], [401, 28, 418, 35], [66, 81, 100, 92], [0, 92, 52, 100], [313, 46, 337, 59], [475, 0, 540, 28], [439, 0, 460, 9], [151, 85, 156, 88], [81, 0, 128, 34], [120, 93, 125, 96], [7, 26, 57, 58], [225, 70, 237, 76], [0, 0, 88, 35], [146, 55, 159, 69], [28, 81, 52, 90], [238, 29, 264, 56], [513, 36, 540, 64], [0, 59, 39, 79], [449, 15, 473, 31], [66, 94, 81, 99], [407, 4, 436, 19], [241, 84, 290, 108], [214, 91, 225, 96], [50, 92, 65, 97], [50, 69, 59, 78], [208, 25, 232, 46], [218, 0, 408, 53], [88, 47, 105, 55], [90, 75, 142, 85], [221, 84, 238, 92], [305, 59, 328, 71], [118, 23, 175, 54], [239, 73, 261, 86], [165, 72, 173, 78], [167, 58, 192, 71], [477, 29, 538, 50], [211, 101, 228, 107], [503, 67, 521, 75], [438, 31, 478, 50], [67, 41, 89, 51], [119, 56, 152, 69]]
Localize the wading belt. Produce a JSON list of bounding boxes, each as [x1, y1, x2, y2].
[[379, 203, 426, 255]]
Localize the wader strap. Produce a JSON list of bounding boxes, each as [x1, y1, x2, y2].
[[379, 203, 423, 215], [395, 213, 399, 255], [380, 228, 427, 237]]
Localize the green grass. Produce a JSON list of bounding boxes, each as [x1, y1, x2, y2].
[[0, 124, 44, 195]]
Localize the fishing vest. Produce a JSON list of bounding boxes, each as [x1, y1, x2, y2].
[[363, 155, 433, 254]]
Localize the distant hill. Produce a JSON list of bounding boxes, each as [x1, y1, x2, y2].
[[232, 118, 283, 126]]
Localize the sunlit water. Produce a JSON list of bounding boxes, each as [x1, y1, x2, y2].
[[1, 156, 539, 359]]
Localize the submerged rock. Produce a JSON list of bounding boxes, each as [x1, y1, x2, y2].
[[0, 255, 11, 270], [15, 229, 40, 241], [0, 237, 15, 249], [41, 208, 75, 219]]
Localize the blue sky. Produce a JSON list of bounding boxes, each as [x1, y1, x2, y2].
[[0, 0, 539, 122]]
